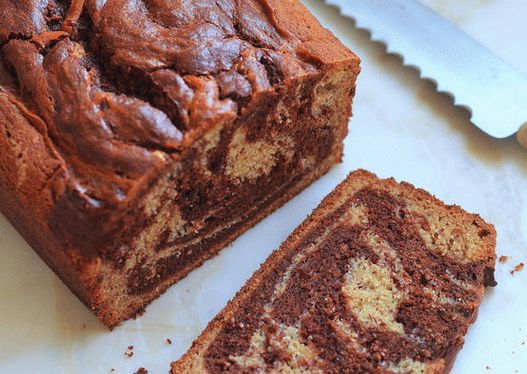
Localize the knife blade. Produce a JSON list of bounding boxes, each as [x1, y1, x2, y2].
[[325, 0, 527, 147]]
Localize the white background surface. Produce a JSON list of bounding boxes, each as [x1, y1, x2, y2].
[[1, 1, 526, 373]]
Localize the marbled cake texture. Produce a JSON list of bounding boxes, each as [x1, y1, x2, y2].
[[172, 170, 496, 373], [0, 0, 360, 327]]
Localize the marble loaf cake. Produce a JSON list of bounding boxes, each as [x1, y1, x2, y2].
[[172, 170, 497, 373], [0, 1, 360, 327]]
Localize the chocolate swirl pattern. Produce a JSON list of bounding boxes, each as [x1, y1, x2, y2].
[[172, 170, 496, 373]]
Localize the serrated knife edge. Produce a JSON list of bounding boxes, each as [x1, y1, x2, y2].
[[325, 0, 527, 142]]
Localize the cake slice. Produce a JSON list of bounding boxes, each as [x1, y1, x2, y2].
[[0, 1, 360, 327], [172, 170, 496, 373]]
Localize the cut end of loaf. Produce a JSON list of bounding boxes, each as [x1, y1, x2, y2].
[[85, 63, 360, 328]]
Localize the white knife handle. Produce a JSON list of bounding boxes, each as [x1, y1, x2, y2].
[[517, 125, 527, 150]]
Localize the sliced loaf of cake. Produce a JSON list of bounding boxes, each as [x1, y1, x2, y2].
[[0, 0, 360, 327], [171, 169, 496, 373]]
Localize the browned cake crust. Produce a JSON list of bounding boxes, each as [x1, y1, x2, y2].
[[171, 170, 497, 374], [0, 0, 360, 327]]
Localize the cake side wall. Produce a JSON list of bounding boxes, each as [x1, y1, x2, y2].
[[0, 189, 99, 312], [0, 90, 100, 312]]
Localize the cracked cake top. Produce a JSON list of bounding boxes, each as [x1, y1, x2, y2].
[[1, 0, 355, 199]]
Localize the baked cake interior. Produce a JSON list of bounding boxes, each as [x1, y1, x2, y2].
[[172, 170, 496, 373]]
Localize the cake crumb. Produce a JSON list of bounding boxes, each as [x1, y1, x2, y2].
[[510, 263, 525, 275], [125, 346, 134, 358], [134, 369, 148, 374], [166, 338, 173, 345], [499, 256, 509, 263]]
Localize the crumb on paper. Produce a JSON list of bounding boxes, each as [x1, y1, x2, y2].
[[510, 263, 525, 275], [499, 256, 509, 263], [167, 338, 173, 345], [486, 366, 491, 370], [125, 345, 134, 357], [134, 368, 148, 374]]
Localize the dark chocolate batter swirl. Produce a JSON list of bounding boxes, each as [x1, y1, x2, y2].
[[204, 188, 493, 373]]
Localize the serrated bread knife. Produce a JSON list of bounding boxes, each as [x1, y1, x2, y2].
[[325, 0, 527, 149]]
